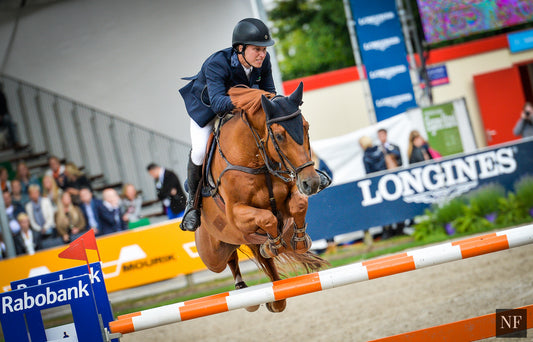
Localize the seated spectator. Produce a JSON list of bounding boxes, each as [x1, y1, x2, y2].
[[45, 156, 67, 190], [55, 192, 86, 243], [0, 235, 5, 259], [64, 162, 91, 203], [16, 161, 39, 196], [97, 188, 127, 235], [42, 174, 62, 211], [377, 128, 402, 169], [11, 179, 29, 207], [120, 183, 143, 224], [359, 136, 386, 174], [0, 167, 11, 193], [25, 184, 55, 238], [408, 130, 440, 165], [14, 213, 42, 255], [79, 187, 102, 235], [3, 190, 25, 235]]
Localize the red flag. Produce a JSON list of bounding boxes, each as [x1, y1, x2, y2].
[[72, 229, 101, 261], [58, 241, 88, 262]]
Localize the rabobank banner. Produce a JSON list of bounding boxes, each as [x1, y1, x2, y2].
[[349, 0, 417, 121], [306, 138, 533, 240]]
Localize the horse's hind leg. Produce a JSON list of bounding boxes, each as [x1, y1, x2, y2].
[[249, 245, 287, 313], [227, 250, 259, 312]]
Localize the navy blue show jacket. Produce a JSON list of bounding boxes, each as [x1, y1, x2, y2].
[[179, 47, 276, 127]]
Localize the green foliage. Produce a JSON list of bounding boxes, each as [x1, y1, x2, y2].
[[413, 210, 443, 241], [268, 0, 355, 80], [452, 205, 492, 234], [467, 183, 506, 217], [515, 175, 533, 210], [433, 197, 466, 224], [495, 193, 528, 227]]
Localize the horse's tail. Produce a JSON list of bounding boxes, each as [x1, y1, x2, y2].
[[244, 245, 330, 281]]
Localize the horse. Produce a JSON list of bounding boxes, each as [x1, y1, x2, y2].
[[195, 82, 328, 313]]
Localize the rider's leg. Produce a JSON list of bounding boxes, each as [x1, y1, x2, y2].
[[316, 169, 332, 193], [180, 119, 213, 232]]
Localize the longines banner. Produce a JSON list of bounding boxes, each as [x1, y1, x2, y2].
[[349, 0, 417, 121], [306, 138, 533, 241]]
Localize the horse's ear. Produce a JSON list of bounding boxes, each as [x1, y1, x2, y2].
[[261, 94, 275, 119], [288, 81, 304, 106]]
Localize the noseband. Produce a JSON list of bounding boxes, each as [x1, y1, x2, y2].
[[242, 108, 314, 182]]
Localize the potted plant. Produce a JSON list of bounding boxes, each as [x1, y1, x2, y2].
[[433, 197, 466, 235], [468, 183, 506, 222]]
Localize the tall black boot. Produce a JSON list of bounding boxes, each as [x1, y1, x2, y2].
[[180, 158, 202, 232]]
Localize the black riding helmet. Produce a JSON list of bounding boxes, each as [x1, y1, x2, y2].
[[232, 18, 275, 49]]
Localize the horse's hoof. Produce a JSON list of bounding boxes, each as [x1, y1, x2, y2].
[[260, 242, 285, 258], [266, 300, 286, 313], [291, 233, 312, 254], [245, 305, 260, 312]]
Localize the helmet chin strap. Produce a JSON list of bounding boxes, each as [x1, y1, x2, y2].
[[238, 44, 253, 68]]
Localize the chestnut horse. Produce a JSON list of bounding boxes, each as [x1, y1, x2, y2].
[[195, 82, 327, 312]]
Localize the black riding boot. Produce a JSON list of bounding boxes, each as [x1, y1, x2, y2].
[[180, 158, 202, 232], [316, 169, 332, 193]]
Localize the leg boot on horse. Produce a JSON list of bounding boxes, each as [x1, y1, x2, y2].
[[180, 157, 202, 232]]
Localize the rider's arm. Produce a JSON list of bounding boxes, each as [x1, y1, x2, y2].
[[205, 58, 235, 115], [258, 53, 276, 94]]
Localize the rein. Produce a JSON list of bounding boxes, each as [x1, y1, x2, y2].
[[241, 109, 314, 183]]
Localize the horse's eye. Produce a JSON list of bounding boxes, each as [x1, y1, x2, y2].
[[275, 133, 285, 142]]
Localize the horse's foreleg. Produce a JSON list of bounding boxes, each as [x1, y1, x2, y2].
[[288, 187, 312, 254], [230, 204, 285, 258], [227, 250, 260, 312]]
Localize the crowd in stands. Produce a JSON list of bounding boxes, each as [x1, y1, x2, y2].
[[1, 156, 146, 257]]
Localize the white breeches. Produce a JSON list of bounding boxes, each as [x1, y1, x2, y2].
[[190, 119, 214, 166]]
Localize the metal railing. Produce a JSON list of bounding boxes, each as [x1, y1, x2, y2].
[[0, 74, 191, 203]]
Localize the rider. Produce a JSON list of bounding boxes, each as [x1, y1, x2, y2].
[[179, 18, 331, 232]]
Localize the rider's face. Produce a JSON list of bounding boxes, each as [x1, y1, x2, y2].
[[239, 45, 267, 68]]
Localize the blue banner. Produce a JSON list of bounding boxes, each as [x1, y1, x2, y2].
[[307, 138, 533, 241], [508, 28, 533, 53], [349, 0, 417, 121]]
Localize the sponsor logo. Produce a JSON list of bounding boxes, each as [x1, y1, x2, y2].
[[362, 36, 401, 52], [368, 64, 407, 80], [122, 255, 176, 272], [375, 93, 413, 108], [2, 280, 89, 314], [358, 147, 517, 206], [358, 11, 395, 27]]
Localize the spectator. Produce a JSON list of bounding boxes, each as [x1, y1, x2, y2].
[[513, 101, 533, 138], [25, 184, 55, 238], [0, 167, 11, 193], [359, 136, 386, 174], [0, 85, 19, 148], [377, 128, 402, 169], [147, 163, 186, 220], [42, 174, 62, 211], [120, 183, 142, 224], [16, 161, 39, 197], [55, 192, 86, 243], [64, 162, 91, 203], [79, 187, 102, 235], [45, 156, 67, 190], [0, 235, 5, 259], [11, 179, 29, 207], [14, 213, 42, 255], [3, 190, 24, 235], [96, 188, 127, 235], [408, 130, 436, 165]]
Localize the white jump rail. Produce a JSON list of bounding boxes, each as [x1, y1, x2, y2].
[[110, 225, 533, 335]]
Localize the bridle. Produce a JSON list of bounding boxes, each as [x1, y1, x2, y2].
[[241, 106, 314, 182]]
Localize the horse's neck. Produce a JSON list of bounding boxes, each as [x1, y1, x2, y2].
[[220, 115, 265, 169]]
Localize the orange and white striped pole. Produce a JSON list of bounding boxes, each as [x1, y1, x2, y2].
[[109, 225, 533, 335]]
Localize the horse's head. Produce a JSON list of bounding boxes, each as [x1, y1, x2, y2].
[[260, 82, 320, 196]]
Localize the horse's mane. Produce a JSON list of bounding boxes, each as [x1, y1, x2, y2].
[[228, 86, 275, 115]]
